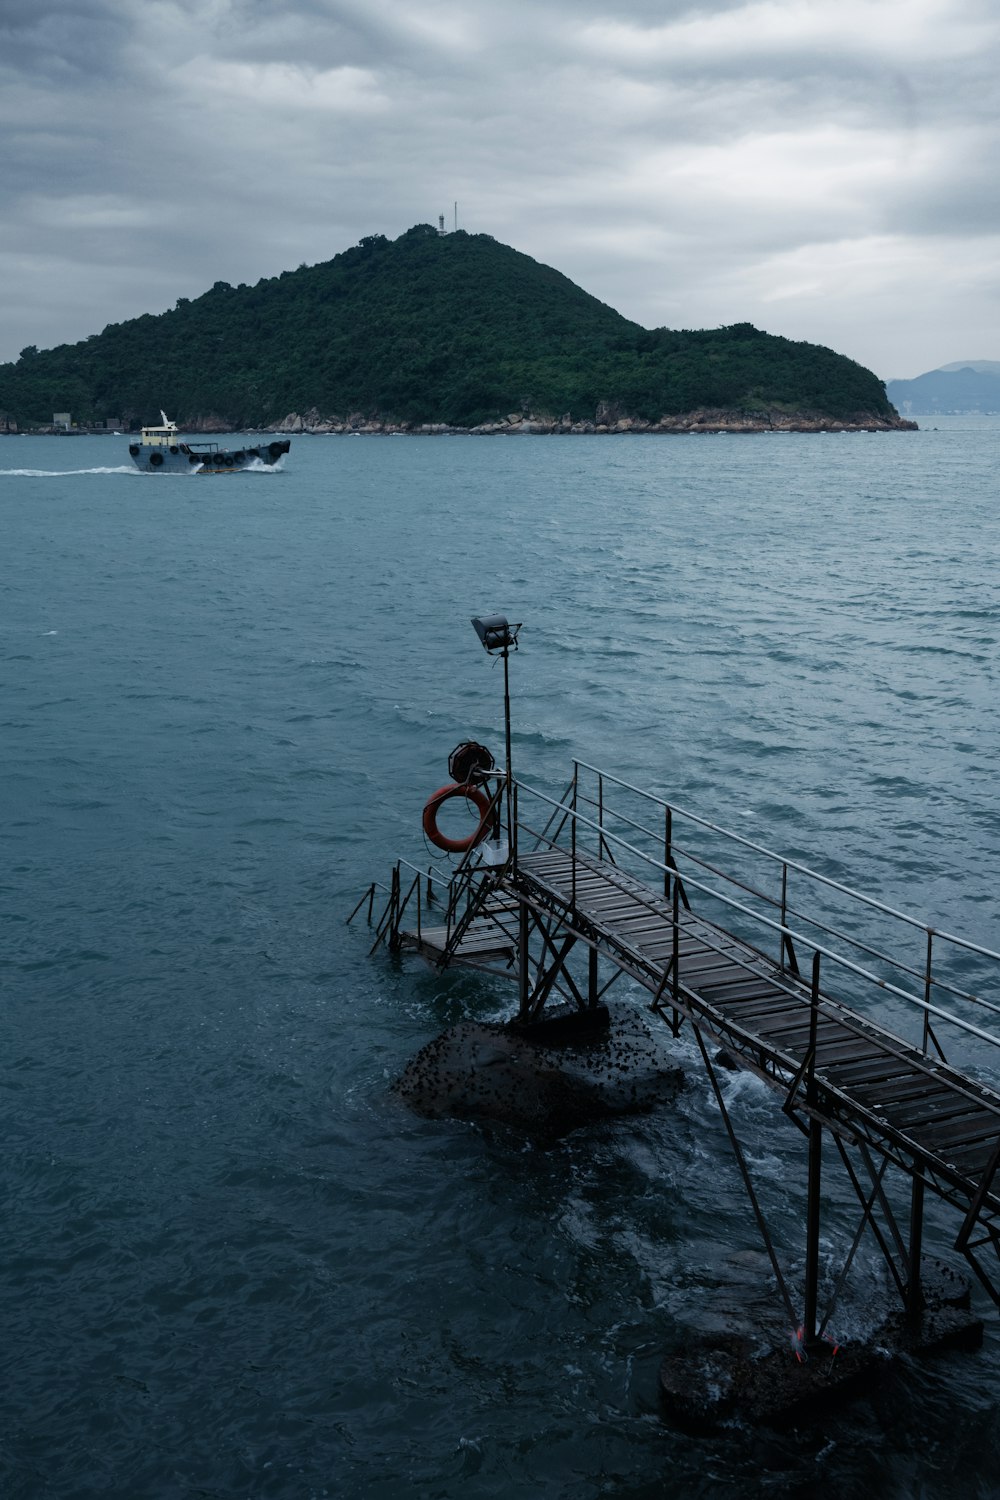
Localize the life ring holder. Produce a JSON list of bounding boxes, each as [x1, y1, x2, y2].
[[422, 782, 493, 854]]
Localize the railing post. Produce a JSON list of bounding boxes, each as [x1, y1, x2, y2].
[[512, 779, 518, 868], [664, 806, 672, 901], [780, 862, 788, 966], [672, 878, 680, 1019], [923, 929, 933, 1055], [571, 762, 578, 907], [598, 773, 605, 861], [388, 864, 402, 953], [777, 862, 799, 975], [808, 949, 821, 1095]]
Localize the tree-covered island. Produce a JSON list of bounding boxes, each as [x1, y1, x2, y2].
[[0, 225, 914, 434]]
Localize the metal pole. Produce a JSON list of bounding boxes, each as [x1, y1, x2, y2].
[[907, 1177, 925, 1324], [803, 951, 823, 1348], [502, 645, 513, 849], [512, 779, 519, 868], [518, 900, 530, 1021], [780, 862, 788, 968], [389, 865, 401, 953], [571, 762, 578, 907], [804, 1119, 823, 1348], [672, 879, 680, 1006], [671, 877, 681, 1033], [922, 929, 933, 1055]]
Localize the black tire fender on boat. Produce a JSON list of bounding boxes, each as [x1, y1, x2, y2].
[[268, 441, 284, 458], [129, 444, 139, 456], [149, 451, 164, 467], [234, 451, 245, 463], [169, 445, 179, 454], [224, 455, 234, 466], [189, 454, 199, 464]]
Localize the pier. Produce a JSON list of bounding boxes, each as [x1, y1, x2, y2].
[[348, 618, 1000, 1411]]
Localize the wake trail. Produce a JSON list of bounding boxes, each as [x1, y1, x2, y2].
[[0, 466, 139, 477]]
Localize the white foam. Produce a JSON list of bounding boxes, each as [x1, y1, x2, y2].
[[0, 466, 137, 477]]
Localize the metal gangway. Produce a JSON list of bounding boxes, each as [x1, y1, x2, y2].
[[350, 758, 1000, 1347]]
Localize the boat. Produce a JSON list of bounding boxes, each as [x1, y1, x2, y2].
[[128, 413, 290, 473]]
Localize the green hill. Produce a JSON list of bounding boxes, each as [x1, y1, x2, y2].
[[0, 224, 905, 430]]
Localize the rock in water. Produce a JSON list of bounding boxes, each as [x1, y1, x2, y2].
[[393, 1002, 683, 1139], [657, 1258, 982, 1432]]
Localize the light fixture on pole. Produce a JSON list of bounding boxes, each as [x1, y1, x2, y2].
[[471, 615, 521, 851]]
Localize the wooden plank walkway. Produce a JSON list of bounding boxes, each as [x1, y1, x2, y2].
[[513, 847, 1000, 1217], [400, 894, 519, 971]]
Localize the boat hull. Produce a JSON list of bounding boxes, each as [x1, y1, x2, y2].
[[128, 439, 290, 473]]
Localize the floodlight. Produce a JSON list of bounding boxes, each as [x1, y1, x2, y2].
[[471, 615, 520, 654]]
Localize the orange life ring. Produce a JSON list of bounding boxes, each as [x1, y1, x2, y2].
[[422, 782, 493, 853]]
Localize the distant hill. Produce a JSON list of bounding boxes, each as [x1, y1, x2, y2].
[[938, 360, 1000, 374], [887, 364, 1000, 415], [0, 225, 908, 432]]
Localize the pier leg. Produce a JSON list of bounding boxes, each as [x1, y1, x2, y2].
[[802, 949, 825, 1351], [518, 900, 530, 1023], [804, 1118, 823, 1350], [906, 1177, 925, 1324]]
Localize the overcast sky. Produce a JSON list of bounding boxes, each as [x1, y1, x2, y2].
[[2, 0, 998, 380]]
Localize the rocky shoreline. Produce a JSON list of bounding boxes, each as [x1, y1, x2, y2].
[[266, 404, 917, 436], [8, 405, 918, 437]]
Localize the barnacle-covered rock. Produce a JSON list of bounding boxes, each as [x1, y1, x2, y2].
[[394, 1002, 683, 1140]]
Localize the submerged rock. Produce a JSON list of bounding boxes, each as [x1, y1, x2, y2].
[[394, 1002, 683, 1139], [658, 1258, 982, 1432]]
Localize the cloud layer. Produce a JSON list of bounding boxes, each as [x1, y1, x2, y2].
[[2, 0, 998, 376]]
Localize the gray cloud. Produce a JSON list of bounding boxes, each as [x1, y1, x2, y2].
[[1, 0, 999, 375]]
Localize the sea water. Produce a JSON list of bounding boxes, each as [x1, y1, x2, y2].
[[3, 421, 1000, 1497]]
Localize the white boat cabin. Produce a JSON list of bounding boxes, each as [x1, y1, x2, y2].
[[140, 411, 180, 446]]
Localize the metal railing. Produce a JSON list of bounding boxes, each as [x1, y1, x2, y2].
[[348, 779, 508, 960], [512, 761, 1000, 1069], [348, 758, 1000, 1066]]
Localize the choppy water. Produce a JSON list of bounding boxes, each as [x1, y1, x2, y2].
[[4, 422, 1000, 1498]]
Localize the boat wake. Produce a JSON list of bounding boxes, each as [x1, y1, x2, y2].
[[0, 466, 139, 477], [188, 459, 285, 474], [0, 463, 286, 478]]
